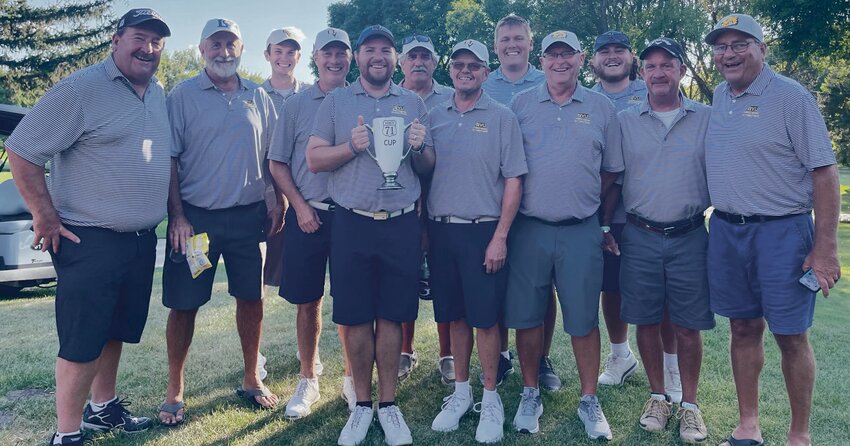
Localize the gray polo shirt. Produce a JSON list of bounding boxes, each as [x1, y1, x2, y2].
[[400, 79, 454, 111], [168, 70, 277, 210], [268, 83, 330, 202], [427, 92, 528, 219], [511, 82, 623, 221], [482, 63, 545, 105], [6, 56, 171, 232], [311, 79, 431, 212], [619, 96, 711, 222], [706, 65, 836, 216], [261, 78, 311, 113]]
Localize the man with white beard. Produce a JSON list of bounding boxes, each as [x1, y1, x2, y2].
[[158, 18, 279, 425]]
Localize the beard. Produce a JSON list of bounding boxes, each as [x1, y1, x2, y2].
[[361, 63, 393, 87], [206, 55, 241, 78], [592, 61, 630, 83]]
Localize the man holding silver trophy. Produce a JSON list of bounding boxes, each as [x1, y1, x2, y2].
[[306, 24, 434, 446]]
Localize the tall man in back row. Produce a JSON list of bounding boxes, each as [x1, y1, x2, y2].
[[306, 25, 434, 446], [704, 14, 840, 446], [6, 8, 172, 445]]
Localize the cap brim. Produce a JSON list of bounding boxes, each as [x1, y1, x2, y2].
[[402, 43, 433, 55], [704, 27, 758, 45], [123, 18, 171, 37], [640, 45, 681, 61]]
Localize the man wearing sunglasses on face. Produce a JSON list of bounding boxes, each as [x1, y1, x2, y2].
[[507, 31, 622, 440], [426, 39, 527, 443], [396, 33, 457, 386]]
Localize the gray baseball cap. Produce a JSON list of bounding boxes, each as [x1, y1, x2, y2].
[[705, 13, 764, 45], [401, 35, 436, 56], [267, 28, 300, 49], [313, 27, 351, 51], [450, 39, 489, 64], [541, 30, 582, 53], [201, 18, 241, 41]]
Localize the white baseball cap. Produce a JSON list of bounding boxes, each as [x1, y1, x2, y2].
[[201, 18, 241, 41], [450, 39, 489, 64], [266, 28, 300, 49]]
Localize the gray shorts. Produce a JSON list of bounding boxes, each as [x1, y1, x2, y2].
[[504, 215, 602, 336], [619, 222, 715, 330]]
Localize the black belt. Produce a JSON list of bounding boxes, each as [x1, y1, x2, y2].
[[129, 227, 155, 236], [712, 210, 807, 225], [626, 213, 704, 237], [522, 213, 589, 227]]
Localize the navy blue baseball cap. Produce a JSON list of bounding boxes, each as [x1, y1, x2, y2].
[[356, 25, 395, 48], [117, 8, 171, 37], [594, 30, 631, 51], [640, 37, 685, 63]]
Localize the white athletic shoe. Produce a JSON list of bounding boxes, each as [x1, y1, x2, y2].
[[378, 405, 413, 446], [474, 395, 505, 443], [513, 388, 543, 434], [341, 376, 356, 412], [337, 405, 373, 446], [295, 350, 324, 376], [577, 394, 613, 441], [284, 376, 320, 420], [665, 366, 683, 404], [431, 388, 473, 432], [598, 352, 639, 386]]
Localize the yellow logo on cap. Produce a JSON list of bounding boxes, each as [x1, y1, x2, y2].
[[720, 16, 739, 27], [551, 31, 567, 38]]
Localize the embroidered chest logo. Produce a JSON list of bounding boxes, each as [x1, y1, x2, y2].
[[628, 95, 642, 104], [473, 122, 488, 133], [391, 105, 407, 116], [575, 112, 591, 124], [743, 105, 759, 118], [243, 99, 256, 109]]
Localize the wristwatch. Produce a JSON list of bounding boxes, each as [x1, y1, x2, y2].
[[601, 225, 611, 234]]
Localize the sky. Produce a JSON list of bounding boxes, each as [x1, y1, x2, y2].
[[116, 0, 338, 81]]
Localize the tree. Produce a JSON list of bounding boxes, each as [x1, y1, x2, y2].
[[0, 0, 116, 106]]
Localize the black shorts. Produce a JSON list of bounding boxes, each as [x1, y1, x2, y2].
[[330, 207, 420, 325], [162, 202, 266, 310], [601, 223, 625, 293], [428, 220, 506, 328], [279, 204, 333, 304], [50, 225, 157, 363]]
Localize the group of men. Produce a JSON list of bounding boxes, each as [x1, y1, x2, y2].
[[4, 6, 840, 446]]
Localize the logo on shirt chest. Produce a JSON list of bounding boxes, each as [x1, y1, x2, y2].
[[243, 99, 256, 110], [473, 122, 488, 133], [628, 95, 642, 104], [743, 105, 759, 118], [391, 105, 407, 116], [575, 112, 591, 124]]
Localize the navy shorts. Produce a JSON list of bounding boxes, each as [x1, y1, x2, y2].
[[708, 213, 816, 335], [330, 207, 420, 325], [601, 223, 624, 293], [163, 202, 266, 310], [279, 204, 333, 304], [50, 225, 157, 363], [428, 220, 506, 328], [619, 222, 715, 330]]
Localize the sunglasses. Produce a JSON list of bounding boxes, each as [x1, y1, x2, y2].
[[403, 35, 432, 45]]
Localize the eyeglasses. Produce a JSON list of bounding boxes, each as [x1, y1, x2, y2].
[[403, 35, 431, 45], [451, 61, 486, 71], [712, 40, 755, 55], [542, 50, 578, 60]]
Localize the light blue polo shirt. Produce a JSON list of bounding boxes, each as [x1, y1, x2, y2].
[[482, 63, 545, 105]]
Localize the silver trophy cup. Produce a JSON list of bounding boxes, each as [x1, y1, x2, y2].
[[364, 116, 413, 190]]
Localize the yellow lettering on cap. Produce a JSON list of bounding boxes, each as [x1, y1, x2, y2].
[[720, 16, 739, 27], [551, 31, 567, 38]]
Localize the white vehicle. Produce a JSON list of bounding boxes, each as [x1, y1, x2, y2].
[[0, 104, 57, 295]]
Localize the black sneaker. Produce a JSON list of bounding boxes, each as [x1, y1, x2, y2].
[[479, 352, 515, 386], [81, 398, 152, 433], [47, 432, 91, 446]]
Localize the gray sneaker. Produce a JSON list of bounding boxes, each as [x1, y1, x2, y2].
[[513, 388, 543, 434], [398, 351, 417, 381], [538, 356, 562, 391], [577, 394, 612, 441], [438, 356, 456, 385]]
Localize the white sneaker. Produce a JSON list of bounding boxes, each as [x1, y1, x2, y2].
[[284, 376, 320, 420], [513, 388, 543, 434], [378, 405, 413, 446], [473, 395, 504, 443], [664, 367, 683, 404], [577, 394, 613, 441], [295, 350, 324, 376], [341, 376, 356, 412], [598, 352, 639, 386], [258, 352, 268, 380], [431, 388, 473, 432], [338, 405, 373, 446]]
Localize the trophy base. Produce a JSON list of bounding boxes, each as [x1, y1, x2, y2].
[[378, 183, 405, 190]]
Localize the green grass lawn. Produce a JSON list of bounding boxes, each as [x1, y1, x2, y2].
[[1, 178, 849, 445]]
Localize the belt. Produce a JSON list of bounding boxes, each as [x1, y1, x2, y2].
[[430, 215, 499, 224], [522, 213, 589, 227], [626, 213, 704, 237], [307, 200, 336, 211], [345, 204, 416, 221], [712, 209, 807, 225]]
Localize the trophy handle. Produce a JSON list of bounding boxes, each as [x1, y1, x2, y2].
[[362, 124, 379, 162], [401, 122, 414, 160]]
